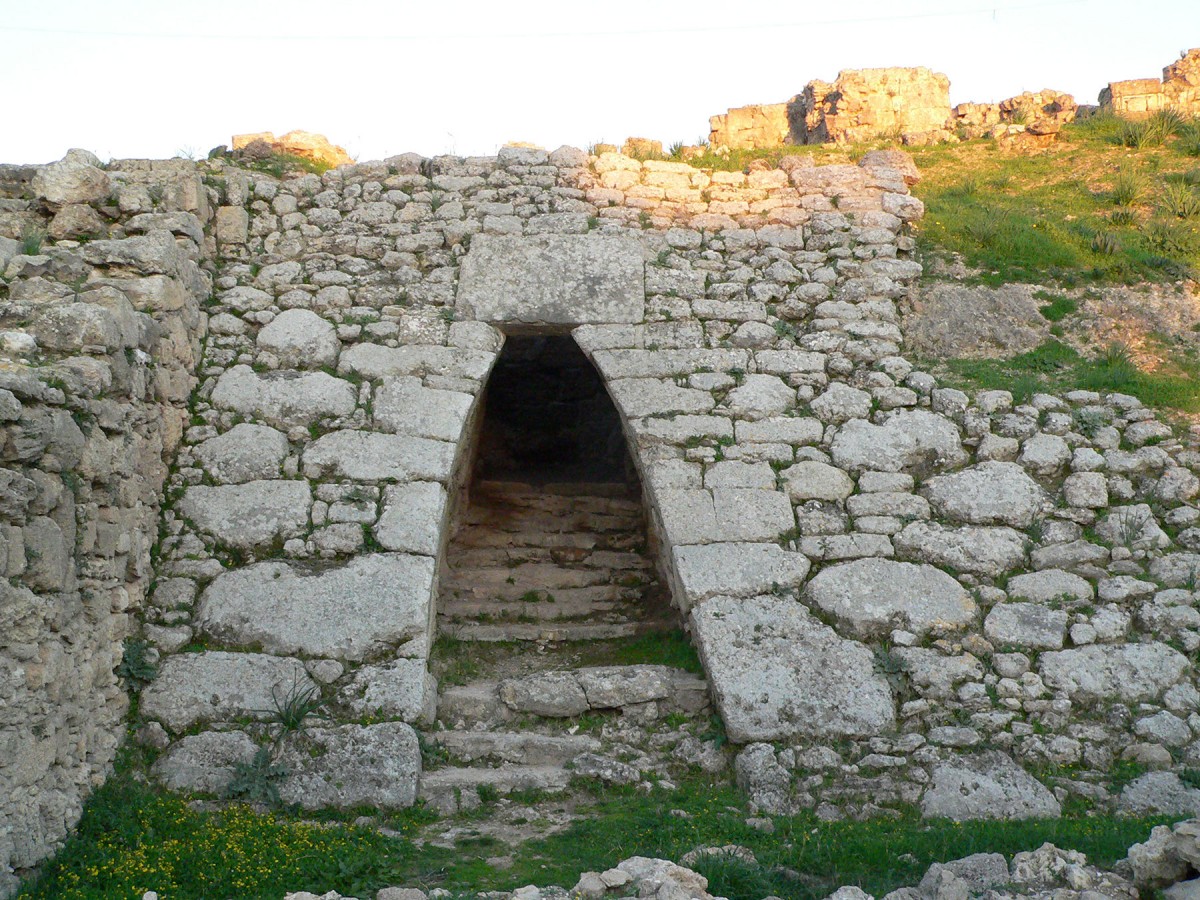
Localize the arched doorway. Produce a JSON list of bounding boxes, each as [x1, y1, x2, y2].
[[438, 333, 673, 642]]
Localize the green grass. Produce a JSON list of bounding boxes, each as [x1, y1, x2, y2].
[[18, 773, 439, 899], [600, 628, 704, 674], [931, 338, 1200, 412], [1034, 290, 1078, 322], [23, 771, 1177, 900], [656, 114, 1200, 287], [244, 151, 332, 178], [906, 116, 1200, 286]]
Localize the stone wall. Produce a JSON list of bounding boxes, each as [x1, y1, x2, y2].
[[1101, 48, 1200, 118], [708, 103, 790, 150], [792, 67, 954, 145], [7, 129, 1200, 890], [0, 152, 210, 894]]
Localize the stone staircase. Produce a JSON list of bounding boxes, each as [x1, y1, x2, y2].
[[419, 479, 717, 816], [437, 480, 672, 642]]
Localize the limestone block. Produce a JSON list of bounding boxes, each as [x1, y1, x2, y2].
[[1019, 433, 1070, 475], [499, 672, 589, 716], [656, 488, 794, 545], [177, 481, 311, 550], [709, 103, 791, 149], [339, 343, 496, 382], [904, 283, 1048, 359], [303, 431, 456, 483], [577, 666, 672, 708], [256, 309, 340, 369], [341, 658, 437, 723], [373, 376, 473, 441], [607, 378, 714, 418], [893, 648, 983, 698], [47, 203, 107, 240], [28, 303, 124, 353], [921, 751, 1060, 820], [215, 206, 249, 245], [32, 149, 111, 207], [277, 722, 420, 809], [1039, 642, 1189, 702], [832, 410, 966, 474], [922, 462, 1045, 528], [725, 375, 795, 421], [811, 383, 872, 423], [1006, 569, 1093, 603], [150, 730, 258, 792], [374, 482, 447, 555], [140, 651, 314, 733], [691, 594, 895, 741], [1119, 773, 1200, 817], [22, 516, 71, 592], [193, 423, 289, 484], [781, 461, 854, 502], [804, 558, 976, 639], [894, 521, 1026, 577], [735, 416, 824, 445], [197, 554, 435, 661], [983, 603, 1068, 651], [1150, 553, 1200, 587], [211, 365, 356, 428], [673, 543, 810, 611], [1096, 504, 1171, 551], [1063, 472, 1108, 508], [703, 461, 776, 490], [81, 229, 182, 276], [456, 234, 645, 326]]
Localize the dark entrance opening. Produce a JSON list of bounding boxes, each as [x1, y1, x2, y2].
[[438, 333, 674, 643], [474, 335, 634, 485]]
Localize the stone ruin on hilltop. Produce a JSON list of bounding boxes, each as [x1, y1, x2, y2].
[[2, 129, 1200, 895], [708, 48, 1200, 151]]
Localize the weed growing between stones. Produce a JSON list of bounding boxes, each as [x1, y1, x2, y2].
[[115, 638, 158, 691]]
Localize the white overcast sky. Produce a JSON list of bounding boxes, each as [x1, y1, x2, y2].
[[1, 0, 1198, 164]]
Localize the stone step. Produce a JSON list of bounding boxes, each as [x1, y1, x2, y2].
[[439, 621, 645, 643], [462, 508, 643, 534], [448, 547, 652, 572], [439, 592, 640, 622], [454, 528, 642, 552], [430, 731, 601, 765], [418, 764, 573, 813], [476, 479, 641, 503], [442, 564, 635, 593], [438, 681, 508, 726]]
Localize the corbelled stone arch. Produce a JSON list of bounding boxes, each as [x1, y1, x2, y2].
[[453, 230, 897, 745], [446, 233, 677, 642]]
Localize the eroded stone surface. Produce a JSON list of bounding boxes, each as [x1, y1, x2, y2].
[[922, 462, 1045, 528], [141, 651, 314, 733], [691, 594, 895, 742], [673, 543, 811, 611], [804, 558, 977, 638], [921, 751, 1061, 820], [193, 423, 290, 483], [457, 234, 645, 325], [1039, 643, 1190, 702], [177, 481, 311, 550], [196, 555, 435, 661], [150, 731, 258, 793], [277, 723, 420, 809], [211, 365, 356, 428], [302, 431, 456, 483]]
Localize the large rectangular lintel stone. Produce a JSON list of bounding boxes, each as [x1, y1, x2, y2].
[[456, 234, 645, 326]]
